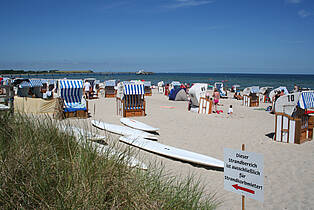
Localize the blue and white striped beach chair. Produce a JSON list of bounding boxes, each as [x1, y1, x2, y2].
[[116, 82, 145, 117], [59, 80, 87, 113]]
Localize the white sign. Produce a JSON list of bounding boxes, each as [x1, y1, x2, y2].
[[224, 148, 264, 202]]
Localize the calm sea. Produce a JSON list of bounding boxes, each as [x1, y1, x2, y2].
[[17, 73, 314, 91]]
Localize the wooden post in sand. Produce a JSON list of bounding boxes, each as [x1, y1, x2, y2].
[[242, 144, 245, 210]]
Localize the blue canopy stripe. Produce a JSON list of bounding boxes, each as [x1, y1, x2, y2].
[[298, 91, 314, 110]]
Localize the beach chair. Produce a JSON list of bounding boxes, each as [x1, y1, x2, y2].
[[214, 82, 227, 98], [116, 82, 145, 117], [0, 78, 14, 113], [104, 80, 117, 98], [242, 86, 260, 107], [198, 97, 213, 114], [158, 81, 164, 94], [274, 91, 314, 144], [144, 81, 152, 96], [59, 79, 88, 118]]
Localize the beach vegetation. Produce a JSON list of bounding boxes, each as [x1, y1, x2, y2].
[[0, 113, 219, 209]]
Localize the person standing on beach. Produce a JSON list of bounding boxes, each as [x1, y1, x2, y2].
[[213, 88, 220, 113], [294, 84, 299, 92], [84, 81, 91, 99]]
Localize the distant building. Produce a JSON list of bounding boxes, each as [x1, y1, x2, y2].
[[136, 69, 153, 75]]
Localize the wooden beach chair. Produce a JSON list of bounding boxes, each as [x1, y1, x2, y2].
[[59, 79, 88, 118], [274, 91, 314, 144], [116, 82, 146, 117], [104, 80, 117, 98]]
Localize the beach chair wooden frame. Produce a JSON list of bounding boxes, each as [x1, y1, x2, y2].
[[243, 94, 259, 107], [274, 112, 312, 144], [198, 97, 213, 114], [116, 95, 146, 117]]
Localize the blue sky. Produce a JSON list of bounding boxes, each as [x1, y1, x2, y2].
[[0, 0, 314, 73]]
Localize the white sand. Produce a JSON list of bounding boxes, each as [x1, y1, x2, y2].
[[70, 89, 314, 210]]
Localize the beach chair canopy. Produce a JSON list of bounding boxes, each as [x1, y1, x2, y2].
[[42, 79, 56, 85], [214, 82, 223, 89], [143, 81, 151, 87], [250, 86, 259, 93], [170, 81, 181, 90], [171, 81, 181, 86], [59, 79, 86, 112], [158, 81, 164, 87], [297, 91, 314, 110], [105, 80, 116, 87], [215, 82, 226, 96], [259, 86, 273, 95], [189, 83, 209, 106], [275, 91, 314, 116], [13, 78, 28, 86], [29, 79, 43, 87], [123, 83, 144, 95], [269, 86, 289, 102], [19, 81, 31, 88], [171, 81, 181, 88], [243, 86, 259, 95], [19, 79, 43, 88]]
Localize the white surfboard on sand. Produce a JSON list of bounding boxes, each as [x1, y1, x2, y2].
[[119, 136, 224, 168], [91, 120, 158, 140], [120, 118, 159, 132], [60, 126, 147, 170]]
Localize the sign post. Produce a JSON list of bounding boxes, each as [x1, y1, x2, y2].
[[224, 145, 264, 209], [242, 144, 245, 210]]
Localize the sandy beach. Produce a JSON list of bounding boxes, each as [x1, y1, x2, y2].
[[69, 89, 314, 210]]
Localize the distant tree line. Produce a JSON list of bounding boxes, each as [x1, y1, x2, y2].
[[0, 70, 57, 74], [0, 70, 93, 74]]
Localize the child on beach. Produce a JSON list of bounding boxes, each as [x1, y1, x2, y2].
[[228, 105, 233, 115], [212, 88, 220, 113]]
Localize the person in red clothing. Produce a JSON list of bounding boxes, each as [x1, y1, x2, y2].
[[212, 88, 220, 113]]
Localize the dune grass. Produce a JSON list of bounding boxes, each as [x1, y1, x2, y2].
[[0, 112, 219, 209]]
